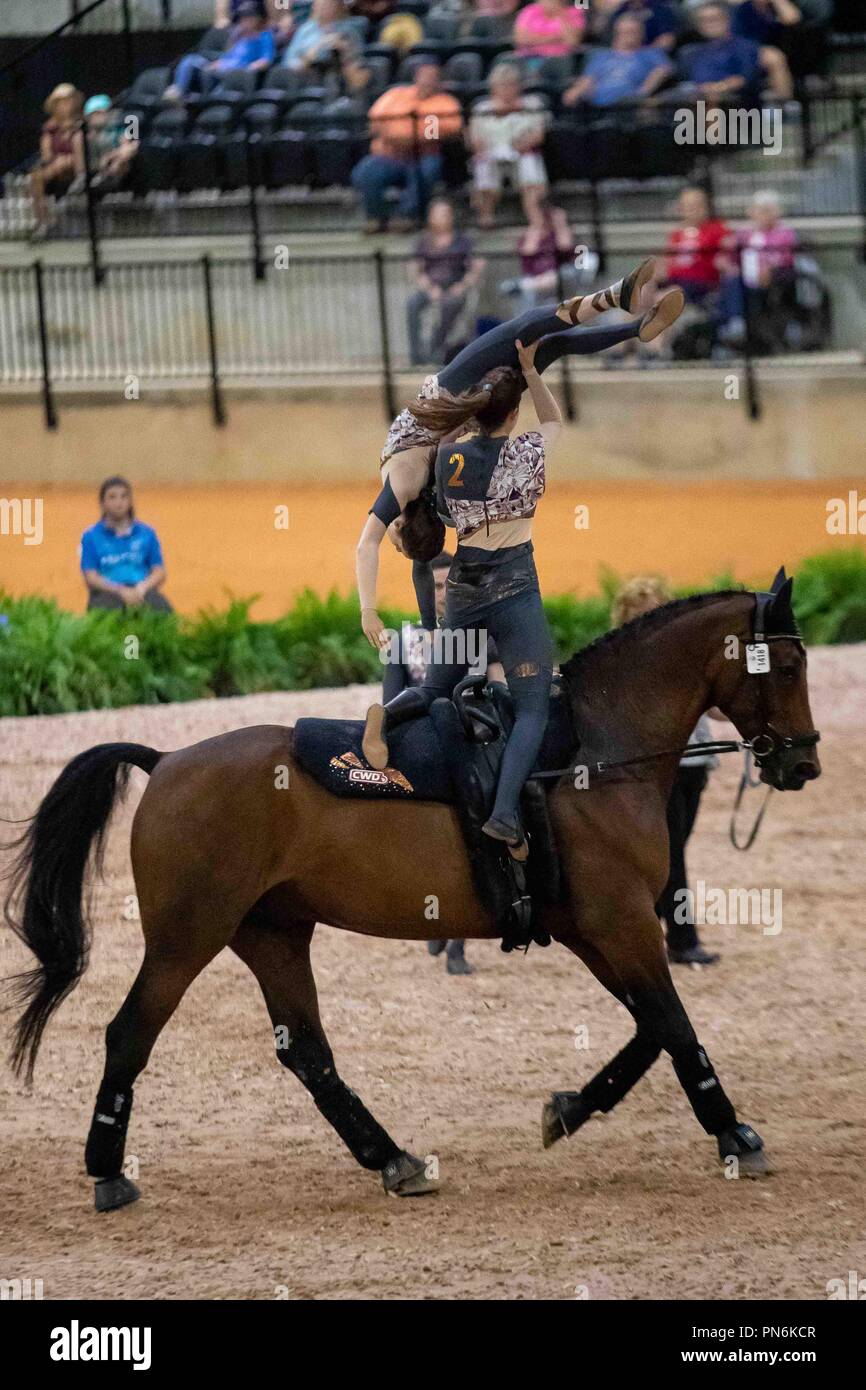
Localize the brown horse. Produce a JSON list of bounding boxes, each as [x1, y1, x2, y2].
[[3, 576, 821, 1211]]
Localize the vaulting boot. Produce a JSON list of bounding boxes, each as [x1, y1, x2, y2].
[[638, 287, 685, 342], [558, 257, 656, 325], [481, 810, 528, 861], [362, 687, 430, 771]]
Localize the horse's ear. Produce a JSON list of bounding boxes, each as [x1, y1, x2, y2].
[[767, 576, 795, 628], [770, 566, 788, 594]]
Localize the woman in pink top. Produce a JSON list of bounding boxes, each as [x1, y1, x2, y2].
[[718, 190, 798, 343], [514, 0, 586, 60]]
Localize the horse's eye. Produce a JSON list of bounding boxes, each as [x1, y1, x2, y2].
[[778, 666, 799, 681]]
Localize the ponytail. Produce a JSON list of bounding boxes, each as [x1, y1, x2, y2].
[[409, 365, 524, 437]]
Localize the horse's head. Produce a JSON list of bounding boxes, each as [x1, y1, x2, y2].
[[712, 569, 821, 791]]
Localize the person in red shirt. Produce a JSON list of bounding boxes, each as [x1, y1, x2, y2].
[[662, 185, 734, 305]]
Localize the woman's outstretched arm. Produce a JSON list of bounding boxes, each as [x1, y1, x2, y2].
[[517, 338, 562, 438]]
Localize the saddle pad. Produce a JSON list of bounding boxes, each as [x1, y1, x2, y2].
[[293, 688, 576, 804], [294, 715, 453, 802]]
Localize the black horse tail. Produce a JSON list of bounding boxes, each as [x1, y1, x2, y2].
[[2, 743, 161, 1083]]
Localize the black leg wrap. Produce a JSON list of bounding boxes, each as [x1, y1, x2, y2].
[[85, 1083, 134, 1178], [672, 1044, 737, 1135], [551, 1032, 661, 1140], [280, 1029, 401, 1171], [581, 1032, 662, 1115]]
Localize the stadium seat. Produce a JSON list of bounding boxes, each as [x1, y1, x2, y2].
[[424, 15, 461, 43], [442, 52, 484, 87], [257, 68, 305, 103], [124, 66, 171, 111], [359, 54, 394, 97], [312, 129, 361, 187], [196, 26, 230, 59], [210, 69, 262, 104], [263, 128, 313, 188], [284, 98, 326, 131]]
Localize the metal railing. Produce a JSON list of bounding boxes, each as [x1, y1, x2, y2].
[[2, 242, 861, 432]]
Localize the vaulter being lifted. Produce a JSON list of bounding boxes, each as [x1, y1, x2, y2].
[[355, 257, 683, 855]]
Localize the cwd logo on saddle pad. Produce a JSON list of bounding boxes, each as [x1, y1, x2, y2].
[[330, 750, 414, 794], [350, 767, 390, 786]]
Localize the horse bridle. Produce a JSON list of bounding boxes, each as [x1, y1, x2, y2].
[[739, 589, 821, 771]]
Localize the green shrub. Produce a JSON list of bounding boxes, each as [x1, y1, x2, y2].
[[0, 549, 863, 716]]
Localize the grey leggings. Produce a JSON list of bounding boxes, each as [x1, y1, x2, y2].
[[438, 304, 640, 394], [414, 543, 554, 826]]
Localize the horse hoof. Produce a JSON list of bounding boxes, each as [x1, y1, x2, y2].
[[94, 1175, 141, 1212], [382, 1151, 439, 1197], [717, 1124, 771, 1178], [541, 1100, 565, 1150]]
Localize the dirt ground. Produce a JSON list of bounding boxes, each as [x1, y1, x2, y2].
[[1, 647, 865, 1302]]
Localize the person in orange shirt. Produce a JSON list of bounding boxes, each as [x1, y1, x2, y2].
[[351, 61, 463, 233]]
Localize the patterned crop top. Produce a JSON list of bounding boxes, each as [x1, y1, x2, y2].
[[436, 430, 547, 540]]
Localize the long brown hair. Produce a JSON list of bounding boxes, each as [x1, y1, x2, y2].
[[409, 366, 524, 437]]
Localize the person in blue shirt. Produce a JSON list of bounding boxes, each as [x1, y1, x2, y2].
[[166, 2, 276, 101], [683, 2, 792, 101], [81, 477, 173, 612], [606, 0, 682, 51], [563, 14, 673, 109]]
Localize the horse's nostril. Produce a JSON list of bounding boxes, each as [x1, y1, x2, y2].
[[793, 762, 819, 782]]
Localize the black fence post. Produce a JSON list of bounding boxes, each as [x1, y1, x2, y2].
[[121, 0, 135, 90], [589, 178, 607, 275], [246, 127, 265, 281], [201, 255, 226, 427], [852, 93, 866, 263], [739, 245, 761, 423], [80, 117, 105, 287], [373, 248, 396, 422], [554, 261, 576, 423], [33, 261, 58, 431]]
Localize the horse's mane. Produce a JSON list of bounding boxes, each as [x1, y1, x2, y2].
[[560, 589, 745, 687]]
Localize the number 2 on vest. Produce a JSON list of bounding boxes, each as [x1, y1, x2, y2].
[[448, 453, 465, 487]]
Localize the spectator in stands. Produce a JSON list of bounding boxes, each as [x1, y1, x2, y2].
[[605, 0, 683, 50], [717, 188, 798, 341], [660, 184, 733, 309], [351, 61, 463, 233], [499, 198, 583, 310], [82, 95, 138, 191], [283, 0, 362, 71], [731, 0, 830, 78], [469, 63, 549, 228], [81, 478, 173, 614], [612, 576, 720, 967], [513, 0, 587, 66], [214, 0, 269, 19], [406, 200, 485, 365], [681, 1, 793, 102], [30, 85, 84, 241], [165, 2, 276, 101], [562, 13, 674, 107]]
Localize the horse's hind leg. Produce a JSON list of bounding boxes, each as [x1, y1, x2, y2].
[[230, 907, 438, 1197], [85, 911, 240, 1212]]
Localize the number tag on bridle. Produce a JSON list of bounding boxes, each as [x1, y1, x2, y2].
[[746, 642, 770, 675]]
